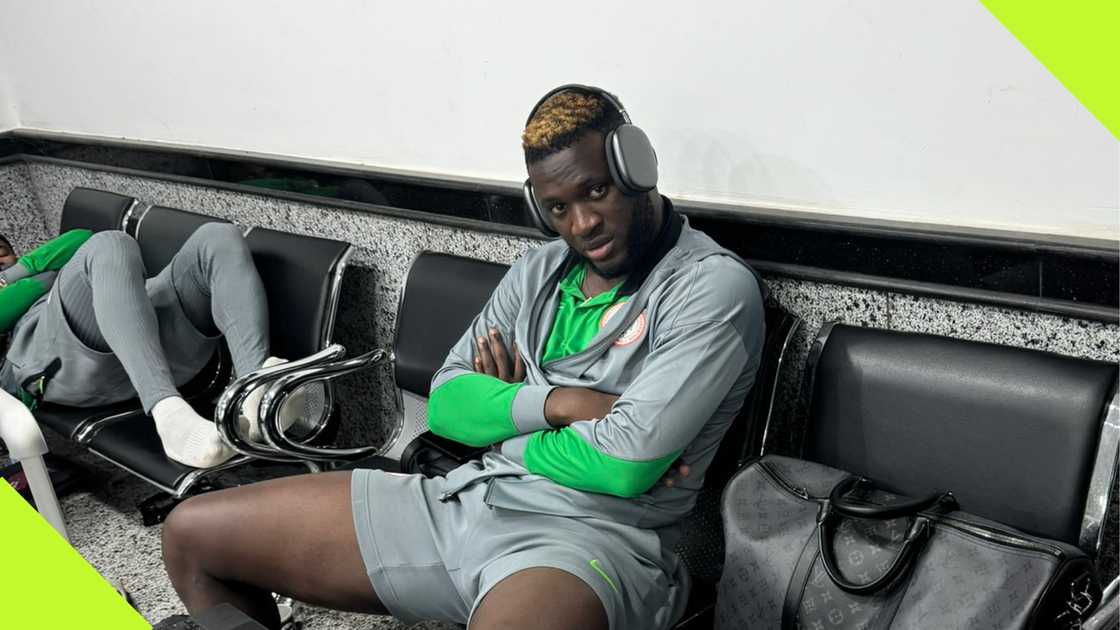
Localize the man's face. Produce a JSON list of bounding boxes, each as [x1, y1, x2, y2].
[[0, 241, 16, 272], [527, 132, 656, 279]]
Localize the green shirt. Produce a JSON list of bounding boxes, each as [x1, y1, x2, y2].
[[0, 230, 92, 334], [540, 263, 627, 364]]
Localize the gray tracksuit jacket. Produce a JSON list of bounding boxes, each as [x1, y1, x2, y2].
[[431, 206, 766, 545]]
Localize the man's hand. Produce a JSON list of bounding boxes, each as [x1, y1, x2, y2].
[[660, 462, 691, 488], [474, 328, 525, 383]]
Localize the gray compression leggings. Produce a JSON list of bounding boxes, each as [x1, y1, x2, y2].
[[56, 223, 269, 411]]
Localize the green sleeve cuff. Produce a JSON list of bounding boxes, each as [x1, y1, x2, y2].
[[428, 374, 523, 447], [524, 429, 681, 498], [0, 277, 50, 333], [18, 229, 92, 274], [510, 385, 556, 434]]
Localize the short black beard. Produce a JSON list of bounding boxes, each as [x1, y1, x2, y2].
[[574, 194, 656, 279]]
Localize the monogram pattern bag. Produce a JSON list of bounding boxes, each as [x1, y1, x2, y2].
[[715, 455, 1100, 630]]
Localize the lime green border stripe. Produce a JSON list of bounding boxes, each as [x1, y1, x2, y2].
[[589, 559, 619, 594], [981, 0, 1120, 140], [0, 482, 148, 628]]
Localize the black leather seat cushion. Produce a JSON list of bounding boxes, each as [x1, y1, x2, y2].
[[804, 324, 1118, 546], [393, 252, 509, 397], [134, 206, 231, 277], [36, 399, 141, 441], [36, 349, 229, 440], [85, 408, 204, 490], [59, 187, 134, 234]]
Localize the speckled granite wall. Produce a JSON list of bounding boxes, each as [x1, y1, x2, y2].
[[0, 162, 51, 253]]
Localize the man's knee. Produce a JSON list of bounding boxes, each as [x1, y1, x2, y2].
[[189, 222, 251, 264], [161, 495, 211, 572], [193, 222, 245, 249], [83, 230, 142, 262]]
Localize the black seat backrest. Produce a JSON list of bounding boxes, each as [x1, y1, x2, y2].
[[803, 323, 1118, 548], [704, 303, 801, 490], [131, 203, 350, 358], [59, 187, 134, 234], [393, 252, 509, 397], [133, 205, 231, 277], [673, 302, 801, 584], [244, 227, 351, 359]]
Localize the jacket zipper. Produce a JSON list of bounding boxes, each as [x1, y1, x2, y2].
[[755, 462, 1067, 559]]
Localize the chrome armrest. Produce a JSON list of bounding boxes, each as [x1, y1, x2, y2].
[[257, 348, 392, 461], [214, 344, 347, 461], [1085, 577, 1119, 630]]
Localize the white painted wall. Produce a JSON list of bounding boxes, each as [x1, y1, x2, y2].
[[1, 1, 1116, 239], [0, 58, 17, 132]]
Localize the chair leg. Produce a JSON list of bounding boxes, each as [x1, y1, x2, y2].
[[0, 390, 69, 540], [20, 455, 70, 541]]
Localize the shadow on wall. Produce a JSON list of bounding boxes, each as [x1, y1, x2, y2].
[[668, 132, 837, 208]]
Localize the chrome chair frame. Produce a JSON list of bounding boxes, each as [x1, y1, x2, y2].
[[213, 345, 393, 463]]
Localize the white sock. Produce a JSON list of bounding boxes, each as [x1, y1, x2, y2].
[[152, 397, 235, 468], [241, 357, 308, 442]]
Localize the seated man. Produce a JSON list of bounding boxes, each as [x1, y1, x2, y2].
[[161, 85, 765, 630], [0, 224, 294, 468]]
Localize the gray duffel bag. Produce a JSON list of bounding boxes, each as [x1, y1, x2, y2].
[[716, 455, 1100, 629]]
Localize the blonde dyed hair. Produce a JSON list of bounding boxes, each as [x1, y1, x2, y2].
[[522, 89, 623, 163]]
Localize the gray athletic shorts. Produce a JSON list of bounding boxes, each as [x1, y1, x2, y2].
[[350, 467, 689, 630]]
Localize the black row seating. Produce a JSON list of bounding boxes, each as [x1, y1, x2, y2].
[[33, 187, 358, 497], [718, 322, 1120, 625]]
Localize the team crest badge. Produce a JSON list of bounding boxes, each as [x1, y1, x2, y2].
[[600, 303, 647, 347]]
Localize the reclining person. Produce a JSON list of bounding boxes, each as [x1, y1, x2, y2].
[[160, 85, 765, 630], [0, 224, 294, 468]]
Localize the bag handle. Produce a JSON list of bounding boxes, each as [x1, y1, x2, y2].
[[817, 476, 956, 596], [829, 476, 950, 520]]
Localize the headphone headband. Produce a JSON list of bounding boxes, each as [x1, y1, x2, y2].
[[525, 84, 631, 127]]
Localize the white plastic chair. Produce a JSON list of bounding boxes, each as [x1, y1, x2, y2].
[[0, 389, 68, 540]]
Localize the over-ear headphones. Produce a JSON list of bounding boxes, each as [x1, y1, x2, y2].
[[522, 84, 658, 238]]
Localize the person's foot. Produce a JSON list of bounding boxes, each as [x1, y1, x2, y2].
[[240, 357, 309, 443], [152, 397, 236, 468]]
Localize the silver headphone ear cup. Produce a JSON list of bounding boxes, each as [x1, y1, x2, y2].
[[607, 124, 658, 194], [604, 128, 637, 196], [523, 180, 559, 238]]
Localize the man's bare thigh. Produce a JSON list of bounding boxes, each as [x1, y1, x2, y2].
[[163, 470, 384, 614]]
